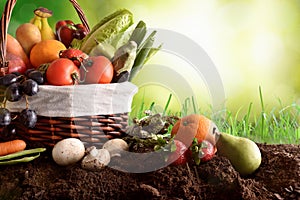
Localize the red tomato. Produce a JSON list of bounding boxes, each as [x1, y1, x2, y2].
[[80, 56, 113, 84], [46, 58, 80, 86]]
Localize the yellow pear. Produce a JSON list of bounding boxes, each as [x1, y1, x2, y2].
[[216, 132, 262, 176], [16, 23, 42, 55]]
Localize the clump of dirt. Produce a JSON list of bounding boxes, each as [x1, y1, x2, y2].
[[0, 143, 299, 200]]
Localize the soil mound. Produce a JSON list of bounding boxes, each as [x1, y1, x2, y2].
[[0, 144, 299, 200]]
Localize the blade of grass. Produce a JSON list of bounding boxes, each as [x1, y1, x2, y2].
[[259, 86, 267, 139], [192, 96, 198, 114], [149, 102, 155, 111], [163, 94, 172, 116]]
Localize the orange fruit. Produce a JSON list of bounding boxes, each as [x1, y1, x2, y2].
[[30, 39, 66, 68], [171, 114, 219, 146]]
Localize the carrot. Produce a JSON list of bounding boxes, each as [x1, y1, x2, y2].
[[6, 34, 31, 67], [0, 139, 26, 156]]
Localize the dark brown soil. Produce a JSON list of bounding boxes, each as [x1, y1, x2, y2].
[[0, 143, 299, 200]]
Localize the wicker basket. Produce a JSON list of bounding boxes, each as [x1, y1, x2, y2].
[[5, 113, 129, 147], [0, 0, 136, 147]]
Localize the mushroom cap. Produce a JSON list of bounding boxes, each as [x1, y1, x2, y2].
[[102, 139, 129, 157]]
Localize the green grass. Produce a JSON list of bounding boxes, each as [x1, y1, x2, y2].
[[211, 87, 300, 144], [130, 88, 300, 145], [212, 102, 300, 144]]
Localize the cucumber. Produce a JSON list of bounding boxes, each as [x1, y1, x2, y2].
[[79, 9, 134, 54]]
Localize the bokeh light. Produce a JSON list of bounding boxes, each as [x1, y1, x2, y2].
[[1, 0, 300, 115]]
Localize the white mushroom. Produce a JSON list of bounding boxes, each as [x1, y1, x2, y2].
[[102, 138, 129, 157], [81, 146, 110, 170], [52, 138, 85, 166]]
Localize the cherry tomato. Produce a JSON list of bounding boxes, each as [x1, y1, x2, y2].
[[46, 58, 80, 86], [80, 56, 113, 84]]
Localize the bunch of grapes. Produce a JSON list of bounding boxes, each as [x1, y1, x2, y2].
[[0, 69, 45, 132]]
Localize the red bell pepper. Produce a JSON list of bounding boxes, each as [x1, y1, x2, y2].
[[55, 20, 88, 48]]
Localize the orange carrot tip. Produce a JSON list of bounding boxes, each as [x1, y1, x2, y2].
[[0, 139, 27, 157]]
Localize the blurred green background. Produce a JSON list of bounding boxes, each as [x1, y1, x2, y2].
[[1, 0, 300, 116]]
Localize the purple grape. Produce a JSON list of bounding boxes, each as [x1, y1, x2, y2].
[[5, 83, 23, 102], [19, 109, 37, 128], [0, 108, 11, 126], [27, 71, 45, 85], [22, 79, 39, 96], [0, 74, 18, 86]]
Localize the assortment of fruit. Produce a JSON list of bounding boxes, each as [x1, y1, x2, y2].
[[0, 4, 160, 166], [0, 3, 263, 176], [124, 112, 218, 166], [123, 112, 261, 176], [3, 7, 160, 85], [0, 7, 160, 131]]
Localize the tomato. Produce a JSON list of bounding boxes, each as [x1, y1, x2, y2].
[[80, 56, 113, 84], [46, 58, 80, 86]]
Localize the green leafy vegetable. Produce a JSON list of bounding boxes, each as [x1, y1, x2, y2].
[[77, 9, 134, 54]]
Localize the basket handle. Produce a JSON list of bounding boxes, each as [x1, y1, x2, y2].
[[69, 0, 90, 33], [0, 0, 90, 73], [0, 0, 17, 73]]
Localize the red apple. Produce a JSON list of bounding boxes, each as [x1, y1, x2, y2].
[[6, 52, 27, 74]]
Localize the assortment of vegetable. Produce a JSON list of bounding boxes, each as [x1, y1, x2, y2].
[[0, 3, 263, 178]]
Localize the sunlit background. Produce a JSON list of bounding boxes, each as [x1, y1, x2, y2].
[[1, 0, 300, 116]]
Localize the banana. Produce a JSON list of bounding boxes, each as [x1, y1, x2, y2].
[[30, 7, 55, 41], [30, 16, 42, 30], [39, 17, 56, 40]]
